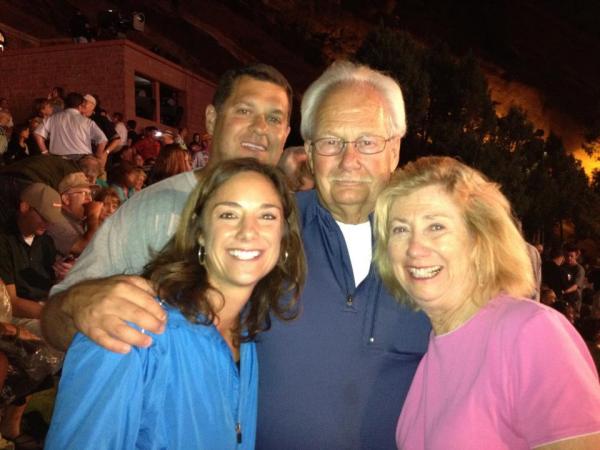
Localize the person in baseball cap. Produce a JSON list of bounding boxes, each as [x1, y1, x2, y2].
[[57, 172, 99, 222], [20, 183, 63, 227], [58, 171, 99, 195]]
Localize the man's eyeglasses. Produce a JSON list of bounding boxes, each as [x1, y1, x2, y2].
[[66, 190, 93, 199], [310, 135, 397, 156]]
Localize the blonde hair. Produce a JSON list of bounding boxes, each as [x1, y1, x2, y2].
[[374, 156, 534, 308]]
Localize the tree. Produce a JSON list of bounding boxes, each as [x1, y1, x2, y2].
[[353, 25, 600, 244], [355, 27, 429, 163]]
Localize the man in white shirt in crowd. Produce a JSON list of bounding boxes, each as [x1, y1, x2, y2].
[[34, 92, 107, 160]]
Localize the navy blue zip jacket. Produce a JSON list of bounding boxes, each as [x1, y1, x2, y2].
[[256, 190, 431, 449]]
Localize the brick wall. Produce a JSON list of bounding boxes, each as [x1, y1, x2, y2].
[[0, 39, 215, 136]]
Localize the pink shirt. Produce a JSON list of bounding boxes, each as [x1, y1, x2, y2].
[[397, 294, 600, 449]]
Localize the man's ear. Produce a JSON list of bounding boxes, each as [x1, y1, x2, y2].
[[205, 105, 217, 135], [60, 193, 70, 207]]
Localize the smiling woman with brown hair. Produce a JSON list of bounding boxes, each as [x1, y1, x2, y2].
[[374, 156, 600, 450], [45, 158, 305, 449]]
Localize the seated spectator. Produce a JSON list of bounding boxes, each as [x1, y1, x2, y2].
[[32, 98, 53, 120], [95, 188, 121, 224], [0, 279, 62, 450], [126, 120, 139, 146], [107, 161, 137, 203], [133, 126, 160, 163], [0, 153, 100, 202], [189, 132, 202, 147], [111, 112, 128, 151], [4, 124, 30, 165], [114, 145, 144, 168], [25, 117, 43, 157], [190, 133, 211, 169], [160, 129, 176, 146], [0, 155, 82, 230], [132, 166, 146, 193], [148, 144, 191, 185], [48, 173, 102, 257], [0, 184, 61, 320], [177, 127, 188, 149], [47, 87, 64, 114], [77, 155, 103, 186], [0, 111, 11, 161]]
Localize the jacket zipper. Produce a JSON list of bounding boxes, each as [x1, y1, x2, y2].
[[235, 422, 242, 444]]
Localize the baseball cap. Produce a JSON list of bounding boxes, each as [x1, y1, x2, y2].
[[58, 172, 99, 195], [20, 183, 63, 223], [83, 94, 97, 107]]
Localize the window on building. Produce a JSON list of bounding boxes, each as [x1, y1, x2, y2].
[[134, 74, 185, 127], [135, 74, 155, 120], [160, 84, 183, 127]]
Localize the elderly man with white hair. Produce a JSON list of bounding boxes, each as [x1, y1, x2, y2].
[[42, 62, 429, 449], [255, 61, 429, 449]]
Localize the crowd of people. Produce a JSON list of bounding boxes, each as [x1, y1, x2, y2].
[[0, 60, 599, 449], [540, 243, 600, 364], [0, 88, 211, 448]]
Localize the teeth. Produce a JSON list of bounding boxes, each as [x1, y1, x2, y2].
[[229, 249, 260, 260], [242, 142, 266, 151], [408, 266, 442, 279]]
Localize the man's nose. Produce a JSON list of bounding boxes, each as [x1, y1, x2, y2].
[[339, 141, 361, 168], [251, 115, 268, 134]]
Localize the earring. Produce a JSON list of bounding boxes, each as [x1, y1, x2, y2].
[[281, 250, 289, 265], [198, 246, 206, 265]]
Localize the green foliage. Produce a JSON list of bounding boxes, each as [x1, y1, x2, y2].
[[355, 27, 430, 162], [355, 26, 600, 243]]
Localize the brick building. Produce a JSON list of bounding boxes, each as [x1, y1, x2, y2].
[[0, 37, 216, 136]]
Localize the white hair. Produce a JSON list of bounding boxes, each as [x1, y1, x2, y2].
[[300, 60, 406, 141]]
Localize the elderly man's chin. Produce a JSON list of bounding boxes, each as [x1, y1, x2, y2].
[[329, 187, 372, 210]]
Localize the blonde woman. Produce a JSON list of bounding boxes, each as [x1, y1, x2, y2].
[[374, 156, 600, 450]]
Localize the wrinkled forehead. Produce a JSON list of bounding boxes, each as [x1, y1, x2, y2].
[[314, 82, 392, 135]]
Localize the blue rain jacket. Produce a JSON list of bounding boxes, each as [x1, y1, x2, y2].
[[46, 303, 257, 449]]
